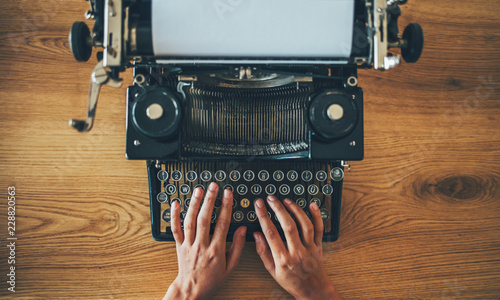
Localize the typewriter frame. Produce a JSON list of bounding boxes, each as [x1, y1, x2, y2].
[[69, 0, 423, 242]]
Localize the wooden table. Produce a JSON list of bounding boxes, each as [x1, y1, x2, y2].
[[1, 1, 499, 299]]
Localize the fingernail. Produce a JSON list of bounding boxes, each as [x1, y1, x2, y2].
[[224, 189, 231, 197], [240, 227, 247, 236], [310, 202, 319, 211], [284, 198, 292, 205], [172, 201, 179, 210], [209, 182, 218, 191], [255, 199, 264, 208], [194, 187, 203, 197], [267, 195, 276, 202], [253, 232, 260, 242]]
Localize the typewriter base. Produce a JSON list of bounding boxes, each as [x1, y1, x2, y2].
[[148, 160, 343, 242]]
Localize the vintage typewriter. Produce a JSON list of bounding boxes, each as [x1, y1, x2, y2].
[[68, 0, 423, 241]]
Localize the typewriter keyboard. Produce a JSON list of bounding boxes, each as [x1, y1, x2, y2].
[[148, 161, 344, 242]]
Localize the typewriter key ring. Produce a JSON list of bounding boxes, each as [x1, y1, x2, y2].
[[69, 61, 122, 132]]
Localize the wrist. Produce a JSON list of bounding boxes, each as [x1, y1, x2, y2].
[[164, 278, 204, 300], [292, 283, 342, 300]]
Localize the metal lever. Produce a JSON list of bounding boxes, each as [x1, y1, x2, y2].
[[69, 61, 122, 132]]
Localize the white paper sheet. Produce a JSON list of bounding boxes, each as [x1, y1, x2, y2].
[[152, 0, 355, 60]]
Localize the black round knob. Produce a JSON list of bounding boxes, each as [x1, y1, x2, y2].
[[402, 23, 424, 63], [69, 22, 92, 62], [308, 90, 359, 141], [132, 88, 182, 140]]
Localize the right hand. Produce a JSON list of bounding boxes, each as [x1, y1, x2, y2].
[[253, 196, 342, 300]]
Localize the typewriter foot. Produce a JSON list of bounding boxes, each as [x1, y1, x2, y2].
[[69, 22, 92, 62], [402, 23, 424, 63]]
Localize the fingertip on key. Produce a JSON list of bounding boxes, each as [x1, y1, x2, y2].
[[209, 182, 218, 191], [240, 226, 247, 236], [194, 187, 203, 197], [172, 201, 179, 210], [310, 202, 319, 211], [267, 195, 277, 202], [255, 198, 264, 208], [284, 198, 292, 205]]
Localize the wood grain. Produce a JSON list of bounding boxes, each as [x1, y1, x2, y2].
[[0, 0, 499, 299]]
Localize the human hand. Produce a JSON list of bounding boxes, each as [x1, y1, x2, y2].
[[253, 196, 342, 300], [164, 183, 247, 300]]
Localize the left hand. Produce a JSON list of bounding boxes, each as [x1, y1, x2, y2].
[[164, 183, 247, 300]]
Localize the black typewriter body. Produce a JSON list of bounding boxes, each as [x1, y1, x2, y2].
[[127, 65, 363, 241], [68, 0, 423, 242]]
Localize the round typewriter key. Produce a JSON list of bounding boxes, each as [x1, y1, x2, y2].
[[310, 198, 322, 208], [186, 171, 197, 182], [157, 192, 168, 203], [233, 211, 244, 222], [171, 170, 182, 181], [170, 197, 181, 206], [322, 184, 334, 195], [279, 184, 290, 196], [229, 170, 241, 181], [293, 184, 305, 196], [287, 170, 299, 181], [251, 184, 262, 195], [237, 184, 248, 195], [194, 184, 205, 192], [185, 198, 191, 208], [214, 198, 222, 208], [302, 170, 313, 182], [330, 168, 344, 181], [165, 184, 177, 196], [316, 170, 328, 182], [200, 170, 212, 182], [240, 198, 251, 208], [223, 184, 234, 192], [157, 170, 169, 181], [232, 199, 237, 209], [211, 211, 217, 221], [258, 170, 270, 181], [180, 184, 190, 195], [180, 210, 187, 221], [265, 184, 276, 195], [273, 170, 285, 182], [296, 198, 307, 209], [308, 184, 319, 195], [247, 211, 257, 222], [243, 170, 255, 181], [215, 170, 226, 181], [162, 209, 171, 223], [320, 208, 330, 221]]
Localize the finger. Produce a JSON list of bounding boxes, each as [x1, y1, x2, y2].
[[254, 232, 275, 277], [225, 226, 247, 276], [266, 196, 302, 251], [309, 202, 324, 246], [212, 189, 233, 246], [183, 187, 204, 244], [171, 201, 184, 245], [254, 198, 287, 258], [196, 182, 219, 244], [283, 198, 315, 247]]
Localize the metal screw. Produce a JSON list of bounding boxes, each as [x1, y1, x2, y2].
[[347, 76, 358, 87], [134, 140, 141, 146], [350, 141, 356, 147]]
